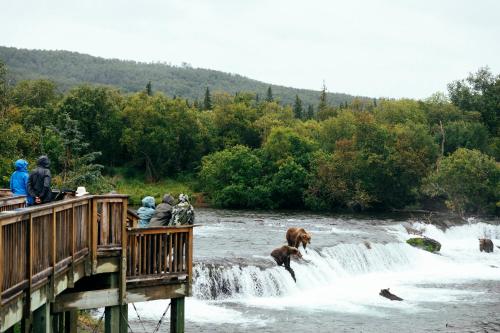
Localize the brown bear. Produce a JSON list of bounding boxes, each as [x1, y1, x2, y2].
[[379, 288, 403, 301], [479, 238, 494, 253], [270, 245, 302, 282], [286, 227, 311, 251]]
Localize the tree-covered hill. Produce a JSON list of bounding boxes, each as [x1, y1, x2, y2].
[[0, 46, 366, 106]]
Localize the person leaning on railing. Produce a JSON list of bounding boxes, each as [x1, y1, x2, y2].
[[137, 196, 156, 227], [27, 155, 52, 205], [149, 193, 175, 227], [170, 194, 195, 225]]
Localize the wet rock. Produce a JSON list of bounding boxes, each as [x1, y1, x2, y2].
[[379, 288, 403, 301], [479, 238, 494, 253], [406, 237, 441, 253]]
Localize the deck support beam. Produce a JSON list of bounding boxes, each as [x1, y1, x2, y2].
[[170, 297, 185, 333], [104, 273, 128, 333], [64, 310, 77, 333]]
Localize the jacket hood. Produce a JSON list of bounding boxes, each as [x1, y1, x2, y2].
[[141, 196, 156, 208], [37, 155, 50, 168], [14, 159, 28, 172], [162, 194, 175, 205]]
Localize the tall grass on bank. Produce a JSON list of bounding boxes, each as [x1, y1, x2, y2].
[[108, 176, 194, 206]]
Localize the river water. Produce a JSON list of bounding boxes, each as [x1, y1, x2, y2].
[[129, 209, 500, 332]]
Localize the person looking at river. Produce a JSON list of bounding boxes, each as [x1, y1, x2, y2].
[[9, 159, 32, 205], [149, 193, 175, 226], [27, 155, 52, 205], [137, 196, 156, 227]]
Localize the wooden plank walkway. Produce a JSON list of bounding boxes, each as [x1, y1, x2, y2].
[[0, 194, 193, 332]]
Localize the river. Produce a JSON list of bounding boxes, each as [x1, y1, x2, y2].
[[129, 209, 500, 332]]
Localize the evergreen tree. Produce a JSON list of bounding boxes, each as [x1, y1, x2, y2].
[[203, 87, 212, 110], [255, 93, 260, 103], [293, 94, 303, 119], [0, 61, 7, 111], [306, 104, 314, 119], [318, 82, 327, 111], [146, 81, 152, 96], [193, 99, 200, 110], [266, 86, 274, 102], [52, 113, 104, 190], [373, 98, 377, 107]]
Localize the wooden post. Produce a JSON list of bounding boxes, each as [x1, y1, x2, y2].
[[64, 310, 77, 333], [32, 303, 51, 333], [170, 297, 185, 333], [0, 216, 3, 316], [91, 198, 98, 273], [24, 214, 33, 328], [104, 274, 127, 333], [120, 200, 127, 305], [50, 208, 57, 301]]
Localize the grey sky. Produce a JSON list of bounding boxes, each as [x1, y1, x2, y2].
[[1, 0, 499, 99]]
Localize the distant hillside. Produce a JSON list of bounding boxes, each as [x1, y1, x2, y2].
[[0, 46, 369, 106]]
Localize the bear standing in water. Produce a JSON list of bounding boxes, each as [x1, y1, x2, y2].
[[270, 245, 302, 282], [286, 227, 311, 251]]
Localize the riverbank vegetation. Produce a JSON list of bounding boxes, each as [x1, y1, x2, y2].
[[0, 59, 498, 215]]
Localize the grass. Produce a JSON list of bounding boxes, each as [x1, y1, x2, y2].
[[107, 175, 197, 207], [78, 310, 104, 333]]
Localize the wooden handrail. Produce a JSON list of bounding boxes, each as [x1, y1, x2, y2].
[[126, 226, 194, 284], [0, 195, 128, 307], [0, 196, 26, 212], [0, 192, 195, 323]]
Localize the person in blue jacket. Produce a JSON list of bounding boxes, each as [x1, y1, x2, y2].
[[137, 196, 156, 227], [9, 159, 33, 205]]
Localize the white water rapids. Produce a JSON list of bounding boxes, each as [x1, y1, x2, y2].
[[129, 211, 500, 332]]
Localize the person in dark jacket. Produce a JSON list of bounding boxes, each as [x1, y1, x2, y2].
[[28, 156, 52, 205], [149, 193, 175, 227]]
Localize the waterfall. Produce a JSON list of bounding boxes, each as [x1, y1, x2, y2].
[[193, 242, 423, 300]]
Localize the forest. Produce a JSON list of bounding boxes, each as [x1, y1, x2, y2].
[[0, 59, 498, 216], [0, 46, 365, 107]]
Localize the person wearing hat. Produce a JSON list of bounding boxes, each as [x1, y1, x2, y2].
[[9, 159, 32, 204], [27, 155, 52, 205], [137, 196, 156, 228], [149, 193, 175, 227], [75, 187, 89, 197]]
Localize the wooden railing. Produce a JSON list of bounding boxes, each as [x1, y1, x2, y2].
[[0, 197, 92, 307], [0, 194, 129, 308], [1, 194, 193, 316], [0, 196, 26, 212], [126, 226, 193, 283]]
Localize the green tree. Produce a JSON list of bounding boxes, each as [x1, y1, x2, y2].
[[318, 82, 328, 112], [266, 86, 274, 102], [50, 113, 105, 191], [448, 67, 499, 135], [146, 81, 152, 96], [293, 94, 303, 119], [306, 104, 314, 120], [203, 86, 212, 110], [58, 85, 123, 164], [0, 60, 8, 111], [199, 145, 270, 208], [424, 148, 499, 215]]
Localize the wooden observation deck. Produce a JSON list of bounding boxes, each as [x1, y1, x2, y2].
[[0, 194, 193, 332]]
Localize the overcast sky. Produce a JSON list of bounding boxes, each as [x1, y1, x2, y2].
[[1, 0, 499, 99]]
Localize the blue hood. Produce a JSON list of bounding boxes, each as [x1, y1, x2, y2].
[[141, 196, 156, 208], [14, 159, 28, 172]]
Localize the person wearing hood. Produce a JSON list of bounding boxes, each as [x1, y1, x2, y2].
[[137, 196, 156, 228], [28, 155, 52, 205], [149, 193, 175, 227], [10, 159, 31, 203]]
